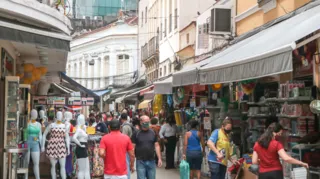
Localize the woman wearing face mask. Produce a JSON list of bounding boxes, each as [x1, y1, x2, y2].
[[207, 117, 236, 179], [252, 122, 308, 179], [159, 116, 178, 169]]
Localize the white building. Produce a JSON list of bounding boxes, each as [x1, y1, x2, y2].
[[158, 0, 213, 78], [67, 17, 138, 91]]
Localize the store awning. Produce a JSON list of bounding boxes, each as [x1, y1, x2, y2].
[[93, 89, 110, 97], [154, 76, 173, 94], [140, 85, 154, 95], [60, 72, 98, 97], [65, 106, 82, 111], [138, 100, 152, 109], [0, 20, 71, 51], [144, 90, 155, 100], [172, 57, 212, 87], [199, 3, 320, 84]]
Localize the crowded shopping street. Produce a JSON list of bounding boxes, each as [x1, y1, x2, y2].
[[1, 0, 320, 179]]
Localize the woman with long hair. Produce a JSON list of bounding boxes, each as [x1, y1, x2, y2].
[[252, 122, 308, 179], [183, 120, 205, 179], [160, 116, 178, 169]]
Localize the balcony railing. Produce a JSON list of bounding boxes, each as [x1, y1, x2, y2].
[[70, 71, 136, 90], [142, 36, 159, 62]]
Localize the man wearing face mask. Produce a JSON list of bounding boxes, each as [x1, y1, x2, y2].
[[132, 115, 162, 179], [207, 117, 237, 179]]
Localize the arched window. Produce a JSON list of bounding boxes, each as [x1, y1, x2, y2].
[[117, 54, 130, 75], [104, 56, 110, 77]]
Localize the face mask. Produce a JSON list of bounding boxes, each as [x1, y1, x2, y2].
[[224, 129, 232, 134], [141, 122, 150, 129]]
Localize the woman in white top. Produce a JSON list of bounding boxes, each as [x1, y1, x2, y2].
[[160, 116, 178, 169]]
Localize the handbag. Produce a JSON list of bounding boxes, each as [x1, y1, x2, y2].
[[248, 164, 259, 175], [179, 160, 190, 179]]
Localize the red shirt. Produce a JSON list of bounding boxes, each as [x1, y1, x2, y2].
[[100, 131, 133, 175], [253, 140, 284, 173]]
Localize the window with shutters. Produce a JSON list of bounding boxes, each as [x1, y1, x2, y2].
[[141, 11, 143, 27], [174, 8, 178, 29], [164, 65, 167, 76], [159, 67, 162, 77], [145, 7, 147, 23], [117, 54, 130, 75], [164, 19, 167, 37], [198, 24, 209, 49], [186, 33, 190, 44]]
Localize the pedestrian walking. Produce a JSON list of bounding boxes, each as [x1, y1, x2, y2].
[[99, 120, 135, 179], [96, 113, 108, 133], [183, 120, 205, 179], [252, 122, 308, 179], [159, 116, 178, 169], [132, 115, 162, 179], [120, 113, 134, 179], [207, 117, 237, 179]]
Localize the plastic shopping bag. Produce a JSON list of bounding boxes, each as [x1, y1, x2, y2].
[[180, 160, 190, 179]]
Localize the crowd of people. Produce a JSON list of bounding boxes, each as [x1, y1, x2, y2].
[[70, 109, 310, 179]]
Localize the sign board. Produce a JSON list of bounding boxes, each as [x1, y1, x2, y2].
[[33, 96, 47, 105], [68, 97, 82, 105], [82, 97, 94, 106], [47, 97, 66, 105]]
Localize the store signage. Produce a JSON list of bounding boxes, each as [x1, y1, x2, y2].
[[82, 97, 94, 106], [68, 97, 82, 105], [47, 97, 66, 105], [33, 96, 47, 105], [204, 117, 212, 130]]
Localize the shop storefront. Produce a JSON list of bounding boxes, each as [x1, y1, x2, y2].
[[170, 3, 320, 178]]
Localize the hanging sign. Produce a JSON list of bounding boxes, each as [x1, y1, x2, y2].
[[33, 96, 47, 105], [68, 97, 82, 105], [190, 98, 196, 108], [200, 97, 208, 107], [203, 117, 211, 130], [47, 97, 66, 105]]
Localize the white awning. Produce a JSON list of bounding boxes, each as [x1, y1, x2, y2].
[[154, 76, 173, 94], [172, 58, 212, 87], [199, 4, 320, 84]]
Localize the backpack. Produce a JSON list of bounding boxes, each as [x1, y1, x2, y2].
[[121, 123, 137, 135]]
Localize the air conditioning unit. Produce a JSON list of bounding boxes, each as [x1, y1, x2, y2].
[[210, 8, 231, 35]]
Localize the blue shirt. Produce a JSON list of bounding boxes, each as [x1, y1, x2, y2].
[[208, 129, 219, 162]]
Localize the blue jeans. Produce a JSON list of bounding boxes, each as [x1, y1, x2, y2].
[[209, 161, 226, 179], [136, 160, 156, 179], [126, 153, 130, 179]]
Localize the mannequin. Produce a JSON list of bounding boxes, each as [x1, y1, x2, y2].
[[39, 110, 49, 127], [73, 114, 90, 179], [25, 109, 42, 179], [63, 111, 74, 177], [42, 111, 70, 179]]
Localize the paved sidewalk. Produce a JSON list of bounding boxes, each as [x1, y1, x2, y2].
[[131, 165, 180, 179]]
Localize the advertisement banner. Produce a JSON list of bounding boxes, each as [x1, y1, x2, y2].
[[47, 97, 66, 105]]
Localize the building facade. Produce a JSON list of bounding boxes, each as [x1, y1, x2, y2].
[[158, 0, 213, 78], [67, 17, 138, 91], [139, 0, 161, 83]]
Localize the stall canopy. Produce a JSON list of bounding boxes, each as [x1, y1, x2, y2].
[[60, 72, 98, 97], [172, 57, 212, 87], [199, 3, 320, 84], [138, 100, 152, 109], [154, 76, 173, 94], [93, 89, 110, 97]]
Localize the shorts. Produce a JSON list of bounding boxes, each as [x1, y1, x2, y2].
[[75, 142, 88, 159], [186, 150, 203, 170], [28, 136, 40, 152], [104, 174, 127, 179]]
